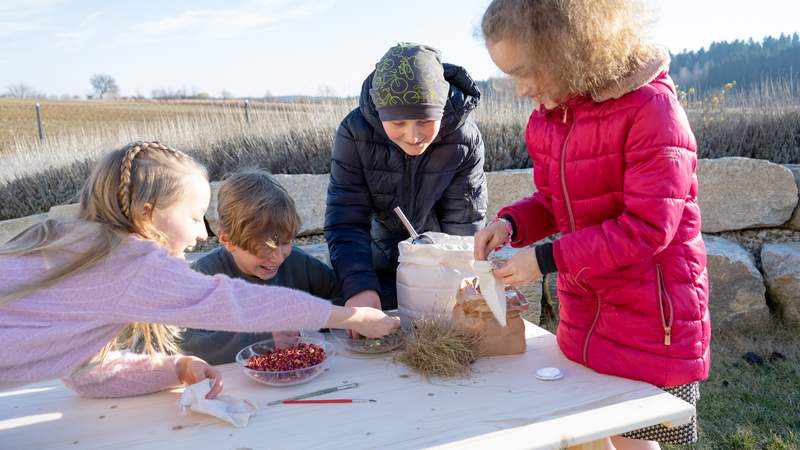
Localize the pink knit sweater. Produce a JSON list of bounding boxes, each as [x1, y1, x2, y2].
[[0, 236, 332, 397]]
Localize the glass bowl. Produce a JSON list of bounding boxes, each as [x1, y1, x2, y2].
[[235, 335, 334, 386], [330, 326, 406, 354]]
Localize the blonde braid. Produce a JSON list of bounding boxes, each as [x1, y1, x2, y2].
[[117, 142, 147, 220], [117, 141, 188, 219], [153, 140, 185, 159]]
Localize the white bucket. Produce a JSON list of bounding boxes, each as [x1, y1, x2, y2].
[[395, 232, 477, 327]]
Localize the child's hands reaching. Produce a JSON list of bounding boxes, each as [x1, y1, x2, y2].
[[493, 248, 542, 286], [474, 219, 510, 260], [344, 290, 382, 309], [176, 355, 223, 399], [327, 300, 401, 339], [349, 307, 401, 338], [344, 290, 382, 338]]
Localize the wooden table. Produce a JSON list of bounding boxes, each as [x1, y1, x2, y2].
[[0, 323, 694, 450]]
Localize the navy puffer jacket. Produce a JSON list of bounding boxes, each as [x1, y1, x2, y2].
[[325, 63, 487, 306]]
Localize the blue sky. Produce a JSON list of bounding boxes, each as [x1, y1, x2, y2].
[[2, 0, 800, 98]]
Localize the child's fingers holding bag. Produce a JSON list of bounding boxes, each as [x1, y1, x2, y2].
[[473, 230, 489, 260], [493, 262, 524, 285], [493, 249, 542, 286], [474, 221, 508, 260]]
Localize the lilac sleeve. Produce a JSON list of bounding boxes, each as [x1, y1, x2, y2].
[[62, 352, 181, 398], [111, 251, 333, 333]]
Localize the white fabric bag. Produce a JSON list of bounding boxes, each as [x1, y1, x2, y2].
[[396, 232, 478, 326], [473, 260, 507, 326]]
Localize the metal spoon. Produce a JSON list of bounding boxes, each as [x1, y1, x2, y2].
[[393, 207, 433, 245]]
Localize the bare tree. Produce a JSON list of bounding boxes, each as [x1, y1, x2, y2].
[[90, 74, 119, 99], [5, 83, 39, 99], [220, 90, 234, 99]]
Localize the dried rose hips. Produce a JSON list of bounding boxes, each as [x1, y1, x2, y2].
[[245, 343, 326, 372]]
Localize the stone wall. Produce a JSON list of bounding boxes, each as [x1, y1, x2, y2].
[[203, 169, 536, 237], [2, 157, 799, 329]]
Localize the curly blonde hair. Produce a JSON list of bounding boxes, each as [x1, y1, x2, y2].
[[481, 0, 660, 97]]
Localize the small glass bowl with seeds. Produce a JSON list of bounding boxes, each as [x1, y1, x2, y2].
[[330, 311, 406, 354]]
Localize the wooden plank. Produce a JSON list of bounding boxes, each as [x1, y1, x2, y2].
[[0, 323, 693, 450]]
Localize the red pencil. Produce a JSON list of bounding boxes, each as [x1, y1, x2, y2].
[[281, 399, 375, 404]]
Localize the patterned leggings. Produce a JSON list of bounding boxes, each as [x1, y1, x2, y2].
[[621, 382, 700, 445]]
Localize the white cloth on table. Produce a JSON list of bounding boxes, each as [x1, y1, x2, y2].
[[177, 379, 256, 427]]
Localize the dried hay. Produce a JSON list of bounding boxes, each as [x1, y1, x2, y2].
[[395, 317, 482, 378]]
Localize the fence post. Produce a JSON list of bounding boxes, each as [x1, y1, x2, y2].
[[35, 102, 45, 143], [244, 99, 251, 125]]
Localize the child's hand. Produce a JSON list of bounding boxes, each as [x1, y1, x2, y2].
[[176, 355, 223, 399], [344, 290, 382, 338], [349, 307, 401, 339], [493, 248, 542, 286], [474, 220, 510, 260], [272, 330, 300, 348], [327, 301, 400, 339]]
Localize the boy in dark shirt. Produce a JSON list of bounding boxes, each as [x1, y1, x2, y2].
[[181, 169, 341, 364]]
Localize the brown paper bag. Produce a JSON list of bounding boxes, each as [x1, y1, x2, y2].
[[451, 277, 528, 356]]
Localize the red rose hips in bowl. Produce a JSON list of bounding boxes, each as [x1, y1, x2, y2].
[[236, 336, 335, 386]]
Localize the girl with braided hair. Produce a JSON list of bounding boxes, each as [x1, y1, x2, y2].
[[0, 141, 399, 398]]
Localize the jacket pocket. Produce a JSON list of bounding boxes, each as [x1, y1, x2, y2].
[[656, 264, 674, 346]]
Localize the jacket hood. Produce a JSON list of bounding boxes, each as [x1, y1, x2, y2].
[[592, 47, 671, 102]]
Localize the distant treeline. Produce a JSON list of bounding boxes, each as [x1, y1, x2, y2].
[[670, 33, 800, 93], [475, 33, 800, 97]]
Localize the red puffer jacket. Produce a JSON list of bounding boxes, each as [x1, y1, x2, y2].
[[499, 65, 710, 387]]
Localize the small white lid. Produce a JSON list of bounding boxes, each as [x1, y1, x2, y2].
[[535, 367, 563, 381]]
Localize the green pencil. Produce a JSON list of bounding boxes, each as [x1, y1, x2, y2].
[[266, 383, 359, 406]]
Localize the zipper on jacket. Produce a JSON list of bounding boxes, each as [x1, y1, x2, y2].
[[402, 154, 417, 232], [582, 294, 601, 365], [656, 264, 674, 346], [406, 155, 417, 226], [559, 107, 577, 233]]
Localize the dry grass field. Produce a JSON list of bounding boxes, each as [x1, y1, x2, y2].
[[0, 98, 322, 153], [1, 89, 798, 222]]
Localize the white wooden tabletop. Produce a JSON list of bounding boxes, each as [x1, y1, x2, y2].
[[0, 322, 694, 450]]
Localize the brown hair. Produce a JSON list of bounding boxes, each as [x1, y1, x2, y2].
[[216, 169, 301, 254], [1, 141, 207, 356], [481, 0, 659, 97]]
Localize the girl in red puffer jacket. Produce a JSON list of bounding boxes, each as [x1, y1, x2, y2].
[[474, 1, 710, 448]]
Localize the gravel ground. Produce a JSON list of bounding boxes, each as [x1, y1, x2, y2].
[[186, 234, 326, 257]]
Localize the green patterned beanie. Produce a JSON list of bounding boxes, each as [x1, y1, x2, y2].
[[369, 43, 449, 121]]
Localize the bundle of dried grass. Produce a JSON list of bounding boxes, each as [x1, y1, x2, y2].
[[395, 318, 482, 378]]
